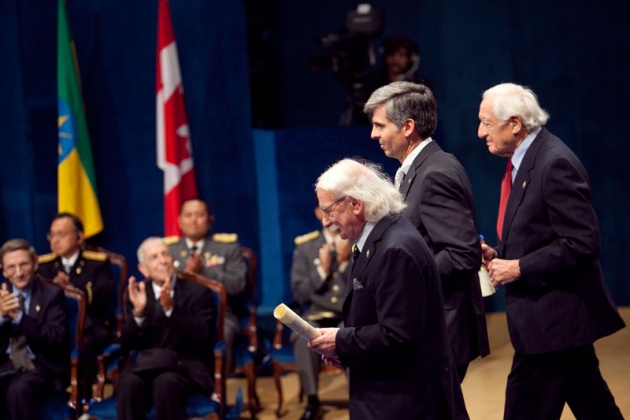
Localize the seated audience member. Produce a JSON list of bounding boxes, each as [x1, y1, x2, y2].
[[116, 237, 215, 420], [290, 205, 349, 420], [0, 239, 69, 419], [166, 198, 247, 372], [37, 212, 114, 400]]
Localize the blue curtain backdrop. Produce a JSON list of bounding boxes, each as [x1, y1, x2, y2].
[[1, 0, 629, 311], [0, 0, 258, 278]]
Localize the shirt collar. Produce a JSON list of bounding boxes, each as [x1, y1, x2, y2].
[[510, 127, 541, 180], [151, 274, 177, 297], [184, 237, 205, 252], [400, 137, 433, 174], [62, 250, 80, 268], [354, 221, 377, 252]]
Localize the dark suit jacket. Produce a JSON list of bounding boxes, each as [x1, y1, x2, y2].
[[400, 141, 489, 366], [37, 250, 114, 342], [120, 276, 215, 392], [499, 128, 625, 354], [0, 279, 69, 391], [336, 215, 468, 419]]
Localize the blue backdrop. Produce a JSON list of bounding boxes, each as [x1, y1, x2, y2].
[[1, 0, 629, 312]]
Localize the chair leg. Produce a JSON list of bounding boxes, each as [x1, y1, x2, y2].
[[245, 362, 259, 418], [272, 361, 284, 418]]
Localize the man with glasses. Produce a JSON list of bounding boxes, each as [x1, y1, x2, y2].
[[37, 212, 114, 401], [0, 238, 69, 419], [477, 83, 624, 419], [308, 158, 468, 419]]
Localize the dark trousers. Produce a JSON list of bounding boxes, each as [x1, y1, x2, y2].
[[0, 366, 55, 420], [116, 369, 191, 420], [504, 345, 623, 420]]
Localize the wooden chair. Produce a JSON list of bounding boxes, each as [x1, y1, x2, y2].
[[38, 281, 87, 419], [83, 245, 129, 399], [85, 270, 231, 419], [230, 246, 261, 416]]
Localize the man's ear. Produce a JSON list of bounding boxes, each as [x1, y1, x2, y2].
[[403, 118, 415, 137], [77, 231, 85, 245], [510, 116, 523, 134]]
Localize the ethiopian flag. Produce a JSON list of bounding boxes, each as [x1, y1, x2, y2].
[[57, 0, 103, 238]]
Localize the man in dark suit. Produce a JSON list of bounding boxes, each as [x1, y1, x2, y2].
[[166, 197, 247, 372], [37, 212, 114, 400], [290, 205, 350, 419], [364, 81, 489, 381], [478, 83, 625, 419], [0, 239, 69, 420], [116, 236, 215, 420], [308, 158, 468, 419]]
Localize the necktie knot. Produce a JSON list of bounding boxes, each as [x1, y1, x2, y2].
[[190, 245, 198, 255], [351, 244, 361, 263]]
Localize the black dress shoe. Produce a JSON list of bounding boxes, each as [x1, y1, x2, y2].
[[301, 402, 322, 420]]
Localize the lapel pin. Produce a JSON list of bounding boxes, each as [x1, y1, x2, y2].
[[366, 249, 370, 257], [76, 267, 82, 274], [36, 305, 41, 312], [522, 181, 527, 188]]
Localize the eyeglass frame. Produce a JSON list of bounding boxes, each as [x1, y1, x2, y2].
[[46, 229, 79, 241], [320, 196, 347, 217]]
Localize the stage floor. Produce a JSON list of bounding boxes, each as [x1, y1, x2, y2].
[[228, 307, 630, 420]]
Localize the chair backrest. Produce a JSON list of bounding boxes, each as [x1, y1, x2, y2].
[[177, 269, 228, 407], [85, 245, 129, 338], [239, 246, 257, 304]]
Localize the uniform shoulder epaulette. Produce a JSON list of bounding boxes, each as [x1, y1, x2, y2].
[[212, 233, 238, 243], [294, 230, 320, 245], [82, 250, 108, 261], [163, 235, 181, 245], [37, 252, 57, 264]]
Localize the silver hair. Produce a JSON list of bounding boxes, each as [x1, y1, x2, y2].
[[315, 158, 407, 223], [137, 236, 167, 264], [363, 81, 437, 139], [483, 83, 549, 131]]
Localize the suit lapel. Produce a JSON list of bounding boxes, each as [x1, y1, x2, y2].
[[401, 141, 440, 197], [501, 129, 549, 246]]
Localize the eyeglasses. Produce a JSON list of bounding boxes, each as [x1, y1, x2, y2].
[[2, 261, 34, 276], [321, 196, 346, 216], [46, 230, 77, 241]]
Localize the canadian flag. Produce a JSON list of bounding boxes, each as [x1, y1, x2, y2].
[[156, 0, 197, 236]]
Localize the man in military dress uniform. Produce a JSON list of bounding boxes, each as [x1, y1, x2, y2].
[[166, 198, 247, 372], [290, 206, 350, 420], [36, 213, 114, 401]]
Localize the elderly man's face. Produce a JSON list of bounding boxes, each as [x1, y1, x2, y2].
[[317, 189, 365, 241], [138, 241, 174, 286], [2, 249, 37, 291], [478, 97, 519, 157]]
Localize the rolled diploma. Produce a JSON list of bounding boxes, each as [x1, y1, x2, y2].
[[274, 303, 322, 341]]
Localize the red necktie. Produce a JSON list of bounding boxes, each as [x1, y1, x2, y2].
[[496, 160, 513, 240]]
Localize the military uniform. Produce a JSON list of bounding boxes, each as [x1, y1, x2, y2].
[[166, 233, 247, 371], [37, 249, 114, 399], [290, 230, 348, 397]]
